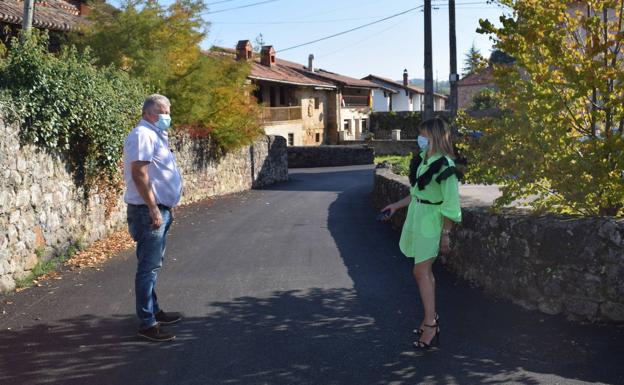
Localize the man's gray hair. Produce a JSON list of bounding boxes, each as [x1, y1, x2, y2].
[[142, 94, 171, 115]]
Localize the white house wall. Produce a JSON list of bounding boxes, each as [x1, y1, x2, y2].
[[263, 122, 304, 146], [372, 89, 390, 112], [392, 91, 413, 112], [339, 107, 371, 141]]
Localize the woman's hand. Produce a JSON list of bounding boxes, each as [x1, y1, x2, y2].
[[380, 203, 397, 221], [439, 232, 450, 255]]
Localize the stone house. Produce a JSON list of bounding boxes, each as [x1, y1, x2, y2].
[[0, 0, 90, 50], [457, 66, 496, 110], [217, 40, 381, 145], [228, 41, 337, 146], [363, 70, 448, 113], [279, 54, 380, 142]]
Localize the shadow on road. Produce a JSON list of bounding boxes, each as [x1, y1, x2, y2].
[[0, 167, 622, 385]]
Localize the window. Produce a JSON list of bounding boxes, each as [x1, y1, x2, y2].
[[315, 133, 320, 142], [314, 97, 320, 109], [287, 133, 294, 146], [279, 87, 286, 106], [269, 87, 276, 107], [361, 119, 368, 132], [343, 119, 351, 131]]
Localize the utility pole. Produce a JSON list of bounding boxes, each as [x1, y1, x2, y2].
[[423, 0, 434, 120], [449, 0, 459, 117], [21, 0, 35, 42]]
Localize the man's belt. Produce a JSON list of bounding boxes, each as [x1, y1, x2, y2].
[[128, 203, 172, 210]]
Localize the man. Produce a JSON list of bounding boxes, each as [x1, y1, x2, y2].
[[124, 94, 183, 342]]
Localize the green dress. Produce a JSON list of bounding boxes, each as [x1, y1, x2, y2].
[[399, 151, 462, 263]]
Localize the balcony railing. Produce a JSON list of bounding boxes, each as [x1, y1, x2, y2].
[[261, 106, 302, 122], [342, 94, 370, 107]]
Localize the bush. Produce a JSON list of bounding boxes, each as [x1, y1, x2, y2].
[[0, 33, 145, 187], [375, 155, 412, 176]]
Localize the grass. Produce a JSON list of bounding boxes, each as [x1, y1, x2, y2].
[[15, 241, 83, 289], [374, 155, 412, 176]]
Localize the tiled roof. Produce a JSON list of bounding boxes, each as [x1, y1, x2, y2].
[[0, 0, 85, 32], [458, 67, 495, 87], [278, 60, 379, 89], [250, 58, 335, 88], [363, 74, 448, 99], [209, 46, 335, 88]]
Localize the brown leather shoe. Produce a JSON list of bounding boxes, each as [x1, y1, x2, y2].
[[155, 310, 182, 325], [137, 324, 176, 342]]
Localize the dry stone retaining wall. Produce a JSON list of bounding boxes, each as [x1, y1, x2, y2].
[[0, 119, 287, 292], [287, 145, 374, 168], [373, 166, 624, 323]]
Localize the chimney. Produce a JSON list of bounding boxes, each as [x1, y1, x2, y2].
[[236, 40, 252, 61], [261, 45, 276, 67], [403, 69, 409, 87], [308, 54, 314, 71], [79, 2, 91, 16]]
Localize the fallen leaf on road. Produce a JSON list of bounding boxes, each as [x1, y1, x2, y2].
[[65, 230, 134, 270]]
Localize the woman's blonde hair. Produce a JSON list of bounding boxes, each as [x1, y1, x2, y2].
[[420, 117, 455, 158]]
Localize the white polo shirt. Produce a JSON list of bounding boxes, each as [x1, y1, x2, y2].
[[123, 119, 182, 208]]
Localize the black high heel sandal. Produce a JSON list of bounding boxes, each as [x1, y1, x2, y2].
[[413, 322, 440, 349], [413, 313, 439, 335]]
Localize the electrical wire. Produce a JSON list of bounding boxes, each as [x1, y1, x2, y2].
[[203, 0, 279, 15], [277, 6, 424, 53], [206, 0, 239, 5]]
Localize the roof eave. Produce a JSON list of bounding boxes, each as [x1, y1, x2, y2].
[[248, 75, 336, 89]]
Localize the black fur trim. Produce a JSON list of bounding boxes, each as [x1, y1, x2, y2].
[[416, 156, 448, 190], [435, 166, 460, 183], [408, 153, 423, 187]]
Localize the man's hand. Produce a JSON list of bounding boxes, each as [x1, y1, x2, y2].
[[149, 205, 163, 230]]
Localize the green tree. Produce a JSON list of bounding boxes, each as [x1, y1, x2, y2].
[[462, 43, 487, 77], [488, 49, 514, 65], [74, 0, 207, 88], [459, 0, 624, 216], [470, 88, 498, 110], [73, 0, 262, 150]]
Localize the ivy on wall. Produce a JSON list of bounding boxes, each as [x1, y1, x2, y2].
[[0, 34, 145, 188]]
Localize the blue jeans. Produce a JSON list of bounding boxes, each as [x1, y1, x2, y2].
[[127, 204, 173, 330]]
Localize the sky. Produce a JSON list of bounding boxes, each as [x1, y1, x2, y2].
[[110, 0, 509, 81]]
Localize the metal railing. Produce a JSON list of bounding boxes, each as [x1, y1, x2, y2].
[[261, 106, 302, 122]]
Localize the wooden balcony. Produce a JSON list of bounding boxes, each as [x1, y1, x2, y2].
[[261, 106, 302, 122], [342, 94, 370, 107]]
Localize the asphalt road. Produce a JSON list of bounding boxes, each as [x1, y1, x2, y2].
[[1, 165, 623, 385]]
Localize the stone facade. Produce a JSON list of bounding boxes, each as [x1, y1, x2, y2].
[[372, 166, 624, 323], [287, 145, 374, 168], [0, 119, 288, 292]]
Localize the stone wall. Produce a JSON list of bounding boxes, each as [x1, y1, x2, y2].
[[372, 167, 624, 323], [341, 140, 419, 156], [287, 145, 374, 168], [0, 119, 288, 292]]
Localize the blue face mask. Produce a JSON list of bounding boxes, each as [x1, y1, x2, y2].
[[418, 135, 429, 150], [155, 114, 171, 131]]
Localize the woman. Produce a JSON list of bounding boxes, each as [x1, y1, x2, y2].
[[381, 117, 462, 349]]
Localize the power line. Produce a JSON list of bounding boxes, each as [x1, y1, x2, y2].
[[204, 0, 279, 15], [317, 18, 410, 59], [210, 16, 382, 25], [277, 6, 424, 53], [206, 0, 239, 5]]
